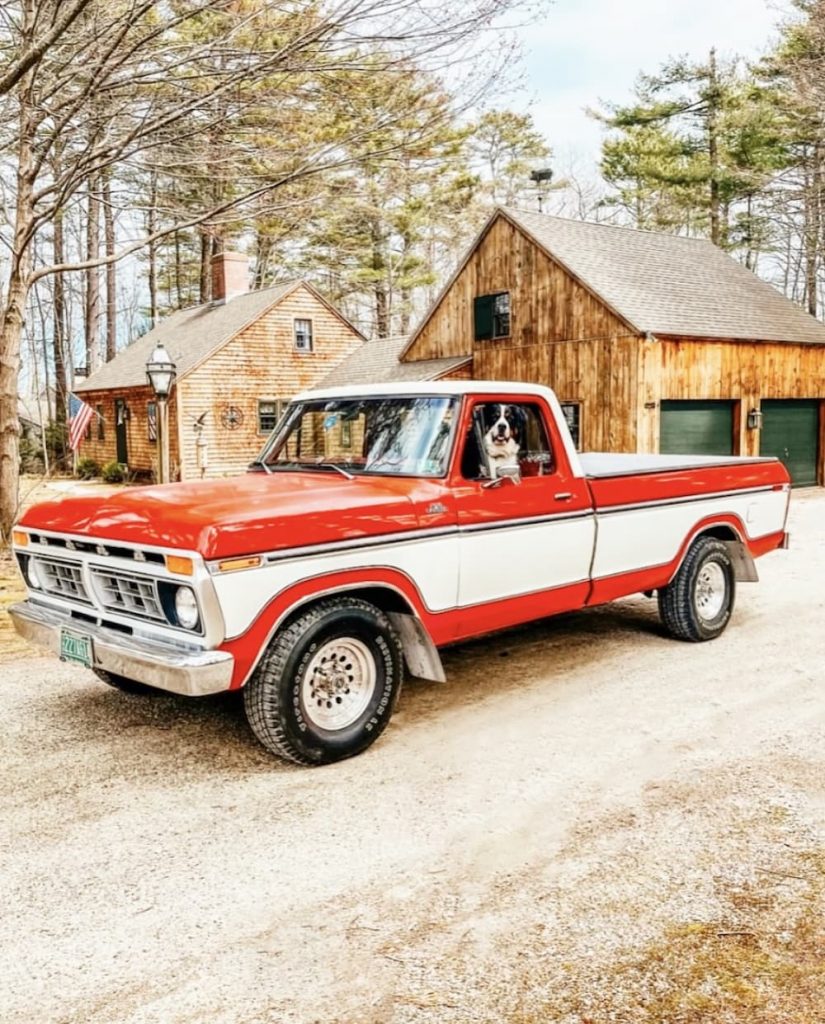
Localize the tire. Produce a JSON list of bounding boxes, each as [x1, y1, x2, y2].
[[93, 667, 156, 695], [243, 597, 404, 765], [658, 536, 736, 642]]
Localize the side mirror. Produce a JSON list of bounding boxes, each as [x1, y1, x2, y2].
[[498, 463, 522, 484]]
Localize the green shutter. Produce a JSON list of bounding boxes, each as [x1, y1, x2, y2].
[[760, 400, 819, 487], [660, 401, 734, 456], [474, 294, 494, 341]]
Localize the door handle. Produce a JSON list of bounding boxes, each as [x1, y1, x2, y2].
[[554, 492, 573, 502]]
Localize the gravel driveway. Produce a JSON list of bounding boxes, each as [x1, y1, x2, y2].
[[2, 492, 823, 1024]]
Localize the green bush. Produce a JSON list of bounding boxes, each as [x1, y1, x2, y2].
[[101, 460, 127, 483], [75, 457, 100, 480]]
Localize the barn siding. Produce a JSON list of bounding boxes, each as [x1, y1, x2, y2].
[[176, 284, 362, 480], [75, 385, 180, 478], [402, 215, 642, 452], [644, 335, 825, 480]]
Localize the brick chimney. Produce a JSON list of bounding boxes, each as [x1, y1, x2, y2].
[[211, 251, 250, 304]]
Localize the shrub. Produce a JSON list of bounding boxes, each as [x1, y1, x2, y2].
[[75, 457, 100, 480], [101, 460, 127, 483]]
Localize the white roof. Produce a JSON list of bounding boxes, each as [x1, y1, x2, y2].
[[295, 380, 556, 401]]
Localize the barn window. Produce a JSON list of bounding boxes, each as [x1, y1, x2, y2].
[[259, 399, 284, 434], [560, 402, 581, 450], [474, 292, 510, 341], [147, 402, 157, 443], [294, 318, 313, 352], [96, 405, 104, 441]]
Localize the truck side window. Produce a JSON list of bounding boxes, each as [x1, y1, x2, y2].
[[462, 402, 554, 480]]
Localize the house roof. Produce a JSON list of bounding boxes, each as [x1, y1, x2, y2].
[[76, 280, 365, 393], [499, 207, 825, 345], [320, 335, 471, 386]]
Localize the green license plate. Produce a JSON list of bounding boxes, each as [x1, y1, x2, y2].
[[60, 629, 93, 668]]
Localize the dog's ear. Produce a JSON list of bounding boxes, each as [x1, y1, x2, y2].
[[508, 405, 528, 442], [478, 404, 496, 433]]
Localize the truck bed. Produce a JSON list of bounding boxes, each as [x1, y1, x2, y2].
[[580, 452, 777, 479]]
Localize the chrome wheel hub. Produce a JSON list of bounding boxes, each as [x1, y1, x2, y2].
[[695, 562, 726, 621], [302, 637, 376, 730]]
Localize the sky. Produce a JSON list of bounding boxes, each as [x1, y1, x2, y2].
[[514, 0, 785, 171]]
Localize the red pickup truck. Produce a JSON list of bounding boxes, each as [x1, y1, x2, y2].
[[11, 382, 790, 765]]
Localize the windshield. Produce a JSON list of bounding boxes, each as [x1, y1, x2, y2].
[[258, 395, 458, 478]]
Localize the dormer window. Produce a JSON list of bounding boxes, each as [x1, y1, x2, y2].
[[294, 318, 313, 352], [474, 292, 510, 341]]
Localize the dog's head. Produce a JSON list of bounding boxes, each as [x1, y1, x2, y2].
[[479, 403, 526, 459]]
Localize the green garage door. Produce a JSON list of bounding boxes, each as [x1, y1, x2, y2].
[[760, 400, 819, 487], [660, 401, 734, 456]]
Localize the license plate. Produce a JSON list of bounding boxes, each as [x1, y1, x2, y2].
[[60, 629, 93, 668]]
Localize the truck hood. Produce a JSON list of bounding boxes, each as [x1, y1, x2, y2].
[[18, 472, 422, 560]]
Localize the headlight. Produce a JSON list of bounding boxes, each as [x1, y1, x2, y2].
[[174, 586, 199, 629], [26, 557, 43, 590]]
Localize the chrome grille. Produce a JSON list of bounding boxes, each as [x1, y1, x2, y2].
[[90, 569, 165, 622], [35, 557, 91, 604]]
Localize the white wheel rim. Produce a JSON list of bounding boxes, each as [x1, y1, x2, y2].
[[302, 637, 376, 731], [695, 561, 727, 621]]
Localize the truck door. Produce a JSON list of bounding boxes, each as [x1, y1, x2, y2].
[[451, 395, 595, 638]]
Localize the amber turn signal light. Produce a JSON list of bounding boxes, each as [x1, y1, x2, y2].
[[217, 555, 262, 573], [165, 554, 194, 576], [12, 530, 28, 547]]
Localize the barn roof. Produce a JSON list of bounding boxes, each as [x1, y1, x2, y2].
[[500, 207, 825, 345], [320, 335, 471, 386], [76, 280, 365, 393]]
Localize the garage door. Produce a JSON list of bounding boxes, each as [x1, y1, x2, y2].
[[760, 400, 819, 487], [660, 401, 734, 456]]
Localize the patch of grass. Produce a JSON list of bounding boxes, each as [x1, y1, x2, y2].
[[512, 855, 825, 1024]]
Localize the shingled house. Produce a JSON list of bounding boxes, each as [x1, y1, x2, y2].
[[75, 254, 364, 481], [400, 207, 825, 485]]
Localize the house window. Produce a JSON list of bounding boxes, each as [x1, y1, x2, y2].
[[147, 402, 157, 442], [294, 318, 313, 352], [340, 421, 352, 448], [474, 292, 510, 341], [96, 405, 104, 441], [259, 399, 284, 434], [561, 402, 581, 450]]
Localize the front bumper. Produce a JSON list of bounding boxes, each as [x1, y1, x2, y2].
[[9, 601, 234, 697]]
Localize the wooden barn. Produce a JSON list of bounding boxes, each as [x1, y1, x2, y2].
[[75, 253, 364, 481], [400, 207, 825, 486]]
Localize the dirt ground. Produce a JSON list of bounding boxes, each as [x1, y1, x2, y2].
[[1, 490, 823, 1024]]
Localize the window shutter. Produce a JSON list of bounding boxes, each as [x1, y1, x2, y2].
[[474, 295, 495, 341]]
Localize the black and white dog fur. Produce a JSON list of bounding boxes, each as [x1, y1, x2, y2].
[[479, 403, 527, 478]]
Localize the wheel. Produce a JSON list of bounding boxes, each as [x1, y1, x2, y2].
[[93, 667, 156, 695], [658, 536, 736, 642], [243, 597, 404, 765]]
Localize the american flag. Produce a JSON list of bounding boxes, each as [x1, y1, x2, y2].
[[68, 393, 94, 451]]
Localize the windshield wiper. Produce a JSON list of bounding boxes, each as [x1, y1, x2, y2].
[[312, 462, 354, 480], [247, 459, 272, 475]]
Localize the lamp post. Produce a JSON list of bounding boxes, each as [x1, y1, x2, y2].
[[530, 167, 554, 212], [146, 342, 176, 484]]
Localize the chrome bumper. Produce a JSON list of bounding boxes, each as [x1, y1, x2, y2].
[[8, 601, 234, 697]]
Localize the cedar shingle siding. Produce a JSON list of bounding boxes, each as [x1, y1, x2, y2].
[[74, 282, 363, 480]]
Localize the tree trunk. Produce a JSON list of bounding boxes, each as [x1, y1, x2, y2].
[[84, 176, 101, 371], [147, 171, 158, 325], [52, 204, 68, 427], [175, 231, 183, 308], [0, 84, 35, 540], [103, 170, 116, 360], [199, 229, 211, 303], [707, 48, 722, 247]]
